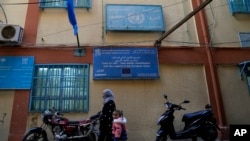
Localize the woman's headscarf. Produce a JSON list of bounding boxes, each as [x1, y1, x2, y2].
[[102, 89, 115, 104]]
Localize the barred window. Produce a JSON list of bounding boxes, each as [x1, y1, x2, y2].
[[39, 0, 92, 8], [30, 64, 89, 112]]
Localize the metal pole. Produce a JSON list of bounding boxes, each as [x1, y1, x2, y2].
[[154, 0, 213, 47], [76, 33, 80, 48]]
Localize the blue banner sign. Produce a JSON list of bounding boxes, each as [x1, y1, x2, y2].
[[93, 47, 159, 79], [106, 4, 165, 32], [0, 56, 34, 89]]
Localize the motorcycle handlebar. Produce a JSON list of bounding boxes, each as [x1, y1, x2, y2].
[[55, 112, 63, 116], [90, 112, 101, 120], [170, 103, 186, 111], [175, 106, 185, 110]]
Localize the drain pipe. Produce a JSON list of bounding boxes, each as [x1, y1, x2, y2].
[[191, 0, 228, 140], [102, 0, 105, 41]]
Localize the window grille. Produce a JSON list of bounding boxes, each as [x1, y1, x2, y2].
[[30, 64, 89, 112], [239, 32, 250, 47], [238, 61, 250, 95], [39, 0, 92, 8]]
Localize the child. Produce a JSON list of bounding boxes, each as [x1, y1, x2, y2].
[[112, 109, 127, 141]]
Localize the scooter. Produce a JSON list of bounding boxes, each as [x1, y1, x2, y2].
[[155, 94, 220, 141]]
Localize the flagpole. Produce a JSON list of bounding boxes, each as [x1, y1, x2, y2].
[[67, 0, 84, 56], [76, 33, 80, 48]]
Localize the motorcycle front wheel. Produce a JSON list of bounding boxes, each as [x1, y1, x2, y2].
[[22, 130, 47, 141]]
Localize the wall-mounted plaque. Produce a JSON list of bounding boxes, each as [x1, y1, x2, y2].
[[0, 56, 34, 89], [106, 4, 165, 32], [93, 47, 159, 80]]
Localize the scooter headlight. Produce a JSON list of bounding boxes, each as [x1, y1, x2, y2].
[[157, 115, 165, 125], [164, 103, 169, 109]]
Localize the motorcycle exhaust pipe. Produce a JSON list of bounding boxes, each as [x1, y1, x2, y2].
[[55, 134, 89, 140], [66, 135, 90, 139]]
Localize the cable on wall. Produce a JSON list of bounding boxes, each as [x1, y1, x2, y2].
[[0, 4, 8, 24]]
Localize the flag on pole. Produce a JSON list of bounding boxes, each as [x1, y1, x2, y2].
[[67, 0, 78, 36]]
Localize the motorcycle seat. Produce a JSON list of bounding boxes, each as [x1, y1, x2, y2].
[[182, 110, 209, 122]]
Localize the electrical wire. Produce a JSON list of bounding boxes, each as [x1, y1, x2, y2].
[[0, 4, 8, 24]]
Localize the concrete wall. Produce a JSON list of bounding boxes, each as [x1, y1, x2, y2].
[[217, 66, 250, 124], [0, 0, 27, 26], [1, 0, 250, 140], [205, 0, 250, 125], [0, 91, 14, 141], [206, 0, 250, 47], [36, 0, 197, 47]]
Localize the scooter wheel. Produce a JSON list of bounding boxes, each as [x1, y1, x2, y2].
[[200, 124, 218, 141], [155, 136, 167, 141]]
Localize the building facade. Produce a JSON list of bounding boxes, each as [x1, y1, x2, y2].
[[0, 0, 250, 140]]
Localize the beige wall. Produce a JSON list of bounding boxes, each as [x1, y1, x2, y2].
[[2, 0, 250, 140], [0, 0, 27, 26], [205, 0, 250, 125], [36, 0, 198, 47], [206, 0, 250, 47], [0, 91, 14, 141], [217, 65, 250, 124]]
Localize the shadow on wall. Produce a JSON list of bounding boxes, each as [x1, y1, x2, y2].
[[0, 113, 7, 124], [30, 114, 38, 128]]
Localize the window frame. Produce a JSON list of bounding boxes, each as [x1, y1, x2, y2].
[[239, 32, 250, 47], [238, 61, 250, 95], [29, 64, 90, 113], [228, 0, 250, 15], [39, 0, 92, 9]]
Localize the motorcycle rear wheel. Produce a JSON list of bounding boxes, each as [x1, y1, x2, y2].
[[22, 130, 47, 141], [155, 136, 167, 141], [200, 124, 218, 141]]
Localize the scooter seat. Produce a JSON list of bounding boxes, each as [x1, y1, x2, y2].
[[182, 110, 209, 122]]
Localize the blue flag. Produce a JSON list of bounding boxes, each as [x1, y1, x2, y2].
[[67, 0, 78, 35]]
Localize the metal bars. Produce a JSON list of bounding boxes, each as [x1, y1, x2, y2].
[[30, 64, 89, 112]]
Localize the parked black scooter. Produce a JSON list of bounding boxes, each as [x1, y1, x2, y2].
[[155, 94, 220, 141]]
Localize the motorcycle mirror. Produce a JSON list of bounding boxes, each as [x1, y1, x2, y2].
[[163, 94, 168, 99], [205, 104, 212, 109], [183, 100, 190, 103]]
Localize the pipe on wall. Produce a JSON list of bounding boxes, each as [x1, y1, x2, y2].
[[191, 0, 228, 139]]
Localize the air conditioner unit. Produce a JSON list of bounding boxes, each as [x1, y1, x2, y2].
[[0, 24, 24, 46]]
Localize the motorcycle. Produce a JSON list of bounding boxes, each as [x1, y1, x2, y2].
[[155, 94, 220, 141], [22, 108, 99, 141]]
